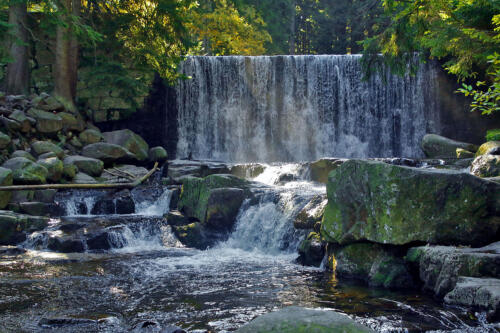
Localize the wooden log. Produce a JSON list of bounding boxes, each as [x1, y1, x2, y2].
[[0, 162, 159, 191]]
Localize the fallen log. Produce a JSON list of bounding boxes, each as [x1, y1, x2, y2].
[[0, 162, 159, 191]]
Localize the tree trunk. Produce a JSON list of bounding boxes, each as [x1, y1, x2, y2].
[[54, 0, 79, 111], [6, 1, 29, 95], [288, 0, 296, 55]]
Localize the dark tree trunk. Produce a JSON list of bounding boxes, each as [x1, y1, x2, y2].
[[6, 1, 30, 95]]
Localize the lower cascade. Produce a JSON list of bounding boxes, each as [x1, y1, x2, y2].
[[1, 156, 499, 332]]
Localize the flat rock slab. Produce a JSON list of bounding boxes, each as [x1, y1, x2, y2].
[[235, 306, 374, 332]]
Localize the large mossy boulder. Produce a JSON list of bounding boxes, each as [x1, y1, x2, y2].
[[37, 157, 63, 182], [406, 243, 500, 297], [329, 243, 413, 289], [0, 210, 49, 245], [102, 129, 149, 161], [64, 155, 103, 177], [0, 131, 11, 149], [476, 141, 500, 157], [235, 306, 374, 333], [205, 188, 245, 232], [178, 174, 250, 224], [471, 154, 500, 178], [321, 160, 500, 247], [421, 134, 478, 158], [2, 157, 48, 185], [31, 141, 64, 159], [0, 167, 12, 209], [309, 158, 346, 183], [27, 108, 63, 134], [79, 129, 103, 145], [81, 142, 132, 164]]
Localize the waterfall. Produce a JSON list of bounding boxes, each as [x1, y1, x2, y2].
[[175, 55, 440, 162]]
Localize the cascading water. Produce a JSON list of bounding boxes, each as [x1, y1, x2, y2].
[[176, 55, 440, 162]]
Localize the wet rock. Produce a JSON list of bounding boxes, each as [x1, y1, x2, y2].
[[298, 232, 325, 267], [31, 140, 64, 159], [205, 188, 245, 232], [19, 202, 52, 216], [82, 142, 133, 165], [406, 242, 500, 297], [329, 242, 414, 289], [476, 141, 500, 157], [79, 128, 103, 145], [37, 157, 64, 182], [421, 134, 478, 158], [11, 150, 35, 161], [178, 174, 250, 225], [235, 306, 374, 332], [169, 187, 180, 210], [8, 110, 31, 132], [444, 277, 500, 321], [230, 163, 265, 179], [115, 190, 135, 214], [2, 157, 48, 184], [321, 160, 500, 247], [456, 148, 475, 159], [91, 199, 115, 215], [294, 194, 327, 230], [47, 236, 86, 253], [73, 172, 97, 184], [86, 232, 113, 250], [0, 130, 11, 149], [148, 146, 168, 163], [64, 155, 104, 177], [309, 158, 346, 183], [276, 173, 296, 184], [0, 167, 12, 209], [166, 210, 189, 226], [172, 222, 209, 249], [102, 129, 149, 161], [34, 189, 57, 203], [471, 154, 500, 178], [27, 108, 63, 134], [0, 210, 49, 245]]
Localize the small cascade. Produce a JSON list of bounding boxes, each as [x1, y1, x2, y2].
[[133, 187, 173, 216]]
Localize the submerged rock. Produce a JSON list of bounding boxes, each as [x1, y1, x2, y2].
[[235, 306, 374, 332], [330, 242, 414, 289], [406, 242, 500, 297], [321, 160, 500, 247], [421, 134, 478, 158]]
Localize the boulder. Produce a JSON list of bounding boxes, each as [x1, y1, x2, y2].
[[37, 152, 57, 160], [47, 236, 85, 253], [0, 167, 12, 209], [0, 115, 20, 132], [444, 277, 500, 321], [39, 96, 64, 111], [421, 134, 478, 158], [294, 195, 327, 229], [148, 146, 168, 163], [37, 157, 64, 182], [329, 242, 413, 289], [82, 143, 132, 164], [34, 189, 57, 203], [0, 131, 11, 149], [10, 190, 34, 203], [456, 148, 475, 159], [321, 160, 500, 247], [471, 154, 500, 178], [11, 150, 35, 161], [59, 112, 85, 132], [27, 108, 63, 134], [102, 129, 149, 161], [64, 155, 103, 177], [79, 129, 103, 145], [2, 157, 48, 184], [8, 110, 31, 132], [172, 222, 209, 249], [19, 202, 53, 216], [205, 188, 245, 232], [31, 141, 64, 159], [230, 163, 265, 179], [73, 172, 97, 184], [235, 306, 374, 333], [63, 163, 78, 179], [309, 158, 346, 183], [297, 232, 325, 267], [0, 210, 49, 245], [178, 174, 250, 224], [69, 136, 83, 149], [406, 242, 500, 297], [476, 141, 500, 157]]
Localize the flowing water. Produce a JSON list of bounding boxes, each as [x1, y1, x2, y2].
[[175, 55, 441, 162], [0, 163, 497, 332]]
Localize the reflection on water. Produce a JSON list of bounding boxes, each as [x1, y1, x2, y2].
[[0, 248, 496, 332]]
